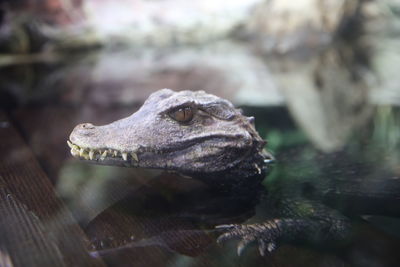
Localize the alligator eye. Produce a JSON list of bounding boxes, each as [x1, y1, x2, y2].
[[169, 106, 194, 123]]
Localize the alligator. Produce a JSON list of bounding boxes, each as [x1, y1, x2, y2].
[[68, 88, 400, 256]]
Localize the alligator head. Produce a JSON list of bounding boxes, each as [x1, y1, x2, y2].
[[68, 89, 272, 184]]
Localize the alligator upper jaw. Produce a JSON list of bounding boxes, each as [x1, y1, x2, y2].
[[67, 140, 140, 165]]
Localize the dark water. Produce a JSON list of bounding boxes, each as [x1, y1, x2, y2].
[[1, 50, 400, 267]]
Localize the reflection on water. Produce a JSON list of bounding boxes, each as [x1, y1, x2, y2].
[[1, 48, 400, 267]]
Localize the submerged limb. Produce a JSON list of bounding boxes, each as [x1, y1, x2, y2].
[[216, 197, 351, 256]]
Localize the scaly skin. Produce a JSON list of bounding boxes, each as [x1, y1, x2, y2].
[[68, 88, 350, 256]]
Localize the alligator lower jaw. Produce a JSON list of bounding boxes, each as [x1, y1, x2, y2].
[[67, 140, 140, 163]]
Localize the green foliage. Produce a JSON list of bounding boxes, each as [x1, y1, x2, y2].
[[265, 129, 309, 152]]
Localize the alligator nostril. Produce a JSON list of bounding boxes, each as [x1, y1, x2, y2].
[[81, 123, 95, 129]]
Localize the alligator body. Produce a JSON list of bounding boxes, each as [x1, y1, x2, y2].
[[68, 88, 398, 256]]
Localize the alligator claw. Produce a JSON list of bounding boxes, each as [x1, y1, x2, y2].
[[237, 237, 256, 256], [258, 239, 267, 256], [216, 230, 237, 244], [216, 221, 281, 256], [215, 224, 236, 230]]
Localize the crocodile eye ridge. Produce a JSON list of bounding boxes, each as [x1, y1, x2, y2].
[[169, 106, 194, 123]]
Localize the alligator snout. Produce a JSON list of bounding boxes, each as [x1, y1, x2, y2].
[[69, 123, 100, 147]]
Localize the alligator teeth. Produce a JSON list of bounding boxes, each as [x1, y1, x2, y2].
[[79, 148, 85, 157], [71, 148, 80, 157], [67, 140, 73, 149], [68, 140, 143, 163], [100, 150, 108, 160], [131, 152, 138, 162], [89, 150, 94, 160], [109, 149, 116, 157]]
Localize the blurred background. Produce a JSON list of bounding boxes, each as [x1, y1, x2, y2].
[[0, 0, 400, 266]]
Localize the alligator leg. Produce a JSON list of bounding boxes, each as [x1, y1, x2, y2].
[[216, 198, 351, 256]]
